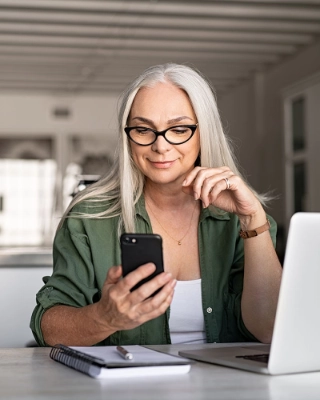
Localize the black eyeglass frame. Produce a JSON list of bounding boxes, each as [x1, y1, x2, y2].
[[124, 124, 198, 146]]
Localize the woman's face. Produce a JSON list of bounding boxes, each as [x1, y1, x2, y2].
[[127, 82, 200, 187]]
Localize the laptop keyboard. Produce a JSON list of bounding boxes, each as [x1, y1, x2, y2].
[[236, 353, 269, 363]]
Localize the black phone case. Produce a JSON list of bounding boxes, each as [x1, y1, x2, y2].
[[120, 233, 164, 292]]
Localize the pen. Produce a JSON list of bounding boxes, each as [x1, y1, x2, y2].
[[116, 346, 133, 360]]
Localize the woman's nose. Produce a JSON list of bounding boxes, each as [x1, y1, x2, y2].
[[151, 135, 171, 152]]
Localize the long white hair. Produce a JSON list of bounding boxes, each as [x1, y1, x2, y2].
[[59, 63, 265, 233]]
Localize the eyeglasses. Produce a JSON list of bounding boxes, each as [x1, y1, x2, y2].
[[124, 124, 198, 146]]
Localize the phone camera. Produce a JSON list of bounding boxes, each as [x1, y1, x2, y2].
[[124, 237, 137, 244]]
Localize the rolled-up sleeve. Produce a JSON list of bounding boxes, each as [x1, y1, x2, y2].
[[30, 219, 100, 346]]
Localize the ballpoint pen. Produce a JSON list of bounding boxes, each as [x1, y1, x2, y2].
[[116, 346, 134, 360]]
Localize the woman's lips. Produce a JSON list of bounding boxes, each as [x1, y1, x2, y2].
[[149, 160, 176, 169]]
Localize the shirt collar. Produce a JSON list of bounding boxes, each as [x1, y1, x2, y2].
[[135, 195, 149, 222], [200, 205, 231, 222]]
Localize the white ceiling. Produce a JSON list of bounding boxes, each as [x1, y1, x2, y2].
[[0, 0, 320, 96]]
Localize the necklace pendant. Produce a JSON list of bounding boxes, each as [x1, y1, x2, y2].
[[178, 241, 182, 245]]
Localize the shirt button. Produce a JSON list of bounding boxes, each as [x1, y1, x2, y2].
[[206, 307, 212, 313]]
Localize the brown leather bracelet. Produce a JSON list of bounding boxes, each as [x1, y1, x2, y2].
[[239, 219, 271, 239]]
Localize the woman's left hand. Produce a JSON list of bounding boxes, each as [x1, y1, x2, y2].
[[182, 166, 263, 218], [183, 166, 281, 344]]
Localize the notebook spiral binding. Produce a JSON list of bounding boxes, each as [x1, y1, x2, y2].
[[50, 344, 104, 377]]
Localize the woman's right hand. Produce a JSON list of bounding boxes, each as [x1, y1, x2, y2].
[[95, 264, 176, 334]]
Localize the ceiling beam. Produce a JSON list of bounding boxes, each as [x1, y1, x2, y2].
[[0, 22, 313, 45], [0, 44, 281, 62], [1, 10, 319, 33], [1, 1, 320, 20], [0, 34, 297, 54]]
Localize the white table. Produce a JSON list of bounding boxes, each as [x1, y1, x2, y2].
[[1, 344, 320, 400]]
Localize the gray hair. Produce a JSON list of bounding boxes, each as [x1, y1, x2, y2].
[[60, 63, 265, 233]]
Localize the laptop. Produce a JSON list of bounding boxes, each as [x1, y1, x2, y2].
[[179, 212, 320, 375]]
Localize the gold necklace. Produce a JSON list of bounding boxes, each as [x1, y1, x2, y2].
[[146, 200, 198, 245]]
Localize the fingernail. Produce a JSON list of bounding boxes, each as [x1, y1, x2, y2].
[[164, 272, 172, 280], [182, 179, 187, 186], [202, 202, 207, 208], [194, 192, 199, 200]]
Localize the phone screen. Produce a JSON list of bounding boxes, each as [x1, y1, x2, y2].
[[120, 233, 164, 292]]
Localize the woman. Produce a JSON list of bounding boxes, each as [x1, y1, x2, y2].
[[31, 63, 282, 347]]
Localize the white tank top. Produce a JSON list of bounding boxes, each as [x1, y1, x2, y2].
[[169, 279, 206, 344]]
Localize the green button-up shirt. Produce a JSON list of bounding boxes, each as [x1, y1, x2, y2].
[[30, 197, 277, 346]]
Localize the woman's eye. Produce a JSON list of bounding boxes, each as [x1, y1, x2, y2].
[[172, 128, 187, 134], [136, 127, 151, 133]]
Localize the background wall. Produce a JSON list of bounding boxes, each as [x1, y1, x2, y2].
[[0, 92, 118, 135], [219, 40, 320, 227]]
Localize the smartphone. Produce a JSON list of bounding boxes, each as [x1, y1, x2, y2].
[[120, 233, 164, 293]]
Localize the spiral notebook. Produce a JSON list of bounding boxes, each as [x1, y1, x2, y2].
[[50, 344, 192, 379]]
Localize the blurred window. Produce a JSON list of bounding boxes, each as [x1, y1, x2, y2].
[[0, 138, 56, 247]]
